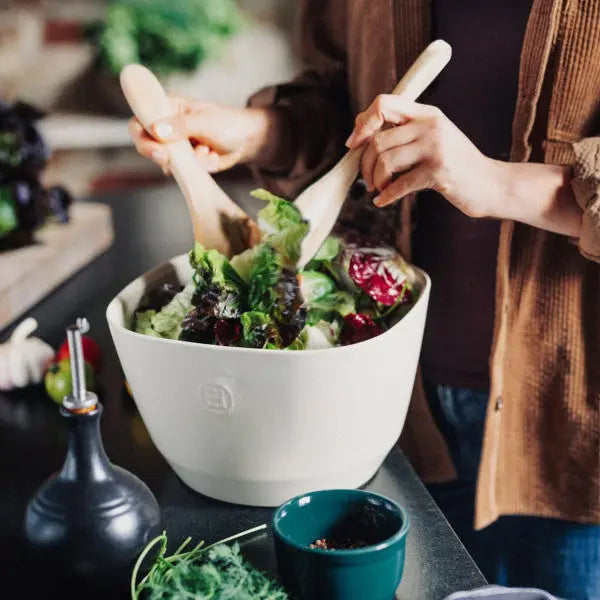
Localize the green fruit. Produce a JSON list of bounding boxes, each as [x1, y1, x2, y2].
[[45, 359, 96, 405]]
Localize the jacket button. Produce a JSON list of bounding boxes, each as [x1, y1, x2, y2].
[[495, 396, 503, 411]]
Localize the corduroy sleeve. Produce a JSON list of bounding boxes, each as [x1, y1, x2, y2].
[[247, 0, 352, 200], [571, 137, 600, 262]]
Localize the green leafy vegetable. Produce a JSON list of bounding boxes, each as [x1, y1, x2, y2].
[[300, 271, 335, 303], [90, 0, 241, 76], [190, 242, 246, 319], [253, 188, 309, 264], [289, 319, 339, 350], [190, 242, 245, 290], [230, 245, 260, 283], [0, 187, 18, 238], [131, 525, 288, 600], [247, 244, 281, 313], [135, 283, 194, 339], [133, 309, 159, 337], [246, 244, 294, 316], [240, 311, 278, 349], [312, 236, 341, 263], [307, 291, 356, 325]]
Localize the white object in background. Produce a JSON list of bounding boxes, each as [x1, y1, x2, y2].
[[38, 114, 132, 151], [107, 254, 430, 507], [0, 318, 54, 391], [445, 586, 562, 600]]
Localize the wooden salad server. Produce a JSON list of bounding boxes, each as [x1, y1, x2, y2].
[[120, 64, 260, 258], [296, 39, 452, 269]]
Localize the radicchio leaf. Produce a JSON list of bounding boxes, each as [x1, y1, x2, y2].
[[348, 250, 411, 306], [339, 313, 383, 346]]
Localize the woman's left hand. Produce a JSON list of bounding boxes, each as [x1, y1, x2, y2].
[[345, 94, 500, 217]]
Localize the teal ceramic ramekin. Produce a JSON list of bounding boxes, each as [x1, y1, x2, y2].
[[273, 489, 409, 600]]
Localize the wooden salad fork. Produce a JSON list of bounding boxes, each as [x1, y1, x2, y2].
[[120, 64, 260, 258], [295, 39, 452, 268]]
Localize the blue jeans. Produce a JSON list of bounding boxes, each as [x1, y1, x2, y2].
[[424, 384, 600, 600]]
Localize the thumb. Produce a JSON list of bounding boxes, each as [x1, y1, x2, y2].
[[150, 114, 190, 143], [151, 112, 231, 153]]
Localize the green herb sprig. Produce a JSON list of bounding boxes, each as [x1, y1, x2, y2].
[[131, 524, 289, 600]]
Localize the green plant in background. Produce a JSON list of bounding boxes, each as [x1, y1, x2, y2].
[[90, 0, 241, 77]]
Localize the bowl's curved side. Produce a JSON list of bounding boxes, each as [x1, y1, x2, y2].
[[106, 254, 430, 506]]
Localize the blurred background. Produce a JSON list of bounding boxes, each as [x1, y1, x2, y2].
[[0, 0, 300, 197]]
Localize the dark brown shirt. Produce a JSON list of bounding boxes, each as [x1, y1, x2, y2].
[[413, 0, 533, 389]]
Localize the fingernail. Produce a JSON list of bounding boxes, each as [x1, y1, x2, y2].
[[153, 121, 173, 140], [373, 195, 384, 207], [345, 133, 356, 147]]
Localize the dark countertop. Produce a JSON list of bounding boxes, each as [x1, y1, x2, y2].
[[1, 180, 486, 599]]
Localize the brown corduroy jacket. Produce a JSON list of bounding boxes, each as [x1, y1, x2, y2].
[[249, 0, 600, 529]]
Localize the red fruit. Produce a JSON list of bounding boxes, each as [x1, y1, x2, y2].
[[340, 313, 383, 346], [56, 335, 102, 371]]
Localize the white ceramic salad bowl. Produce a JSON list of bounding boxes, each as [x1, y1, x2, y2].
[[107, 254, 430, 507]]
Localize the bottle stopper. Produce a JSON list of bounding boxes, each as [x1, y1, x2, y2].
[[62, 317, 97, 411]]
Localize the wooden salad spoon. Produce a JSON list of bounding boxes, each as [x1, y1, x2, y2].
[[120, 64, 260, 258], [296, 39, 452, 268]]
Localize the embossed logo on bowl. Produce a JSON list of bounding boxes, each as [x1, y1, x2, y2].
[[200, 384, 234, 415]]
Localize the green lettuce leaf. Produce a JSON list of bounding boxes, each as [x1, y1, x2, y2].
[[252, 188, 309, 264], [140, 282, 194, 339], [134, 309, 160, 337], [240, 311, 279, 349], [190, 242, 245, 289], [248, 244, 304, 326], [248, 244, 282, 314], [307, 291, 356, 325], [189, 242, 246, 319], [230, 245, 260, 283]]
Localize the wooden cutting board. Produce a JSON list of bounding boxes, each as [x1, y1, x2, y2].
[[0, 202, 113, 331]]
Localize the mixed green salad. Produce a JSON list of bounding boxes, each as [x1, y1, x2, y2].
[[132, 190, 418, 350]]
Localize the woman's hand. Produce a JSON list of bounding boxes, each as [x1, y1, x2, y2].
[[346, 95, 495, 216], [345, 94, 582, 237], [128, 95, 288, 174]]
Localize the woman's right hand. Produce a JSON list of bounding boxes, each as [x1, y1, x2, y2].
[[128, 96, 280, 174]]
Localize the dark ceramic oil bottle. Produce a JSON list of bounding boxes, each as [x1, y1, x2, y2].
[[23, 318, 161, 592]]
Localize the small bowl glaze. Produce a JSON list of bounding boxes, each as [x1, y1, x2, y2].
[[273, 489, 409, 600]]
